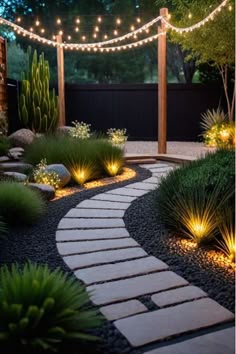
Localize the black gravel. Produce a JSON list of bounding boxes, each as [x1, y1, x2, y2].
[[0, 165, 150, 354], [124, 190, 235, 314]]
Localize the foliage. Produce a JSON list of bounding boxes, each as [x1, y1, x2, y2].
[[69, 121, 92, 139], [0, 262, 103, 353], [201, 108, 235, 148], [33, 159, 60, 189], [0, 218, 7, 237], [156, 149, 235, 244], [0, 111, 8, 136], [98, 141, 124, 177], [19, 48, 59, 133], [6, 41, 28, 81], [0, 136, 10, 156], [217, 208, 235, 262], [107, 128, 128, 146], [0, 181, 45, 225], [24, 135, 125, 185]]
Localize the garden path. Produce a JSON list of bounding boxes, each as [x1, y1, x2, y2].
[[56, 162, 235, 354]]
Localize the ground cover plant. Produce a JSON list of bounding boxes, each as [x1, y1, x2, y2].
[[156, 149, 235, 248], [0, 182, 46, 225], [0, 262, 103, 353], [24, 135, 125, 184], [0, 136, 10, 156]]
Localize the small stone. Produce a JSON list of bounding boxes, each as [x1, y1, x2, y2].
[[3, 172, 27, 182], [152, 286, 208, 308], [45, 164, 71, 188], [57, 217, 125, 229], [57, 238, 138, 255], [0, 156, 10, 162], [100, 300, 148, 321], [0, 162, 33, 173], [8, 129, 35, 148], [56, 228, 129, 241], [28, 183, 55, 201]]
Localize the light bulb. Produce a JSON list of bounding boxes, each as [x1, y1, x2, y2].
[[116, 18, 121, 25], [75, 27, 79, 32], [57, 18, 61, 24], [98, 16, 102, 22], [35, 20, 40, 26], [136, 17, 141, 23], [76, 18, 80, 24]]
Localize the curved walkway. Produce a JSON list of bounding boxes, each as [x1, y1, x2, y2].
[[56, 163, 235, 354]]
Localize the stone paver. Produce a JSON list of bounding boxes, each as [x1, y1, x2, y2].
[[100, 300, 147, 321], [63, 247, 147, 269], [143, 327, 235, 354], [57, 238, 138, 255], [114, 298, 234, 347], [56, 228, 129, 241], [152, 286, 208, 308], [128, 182, 157, 191], [77, 200, 130, 210], [109, 187, 148, 197], [75, 256, 168, 285], [92, 193, 136, 203], [143, 177, 160, 184], [88, 271, 188, 305], [64, 208, 125, 218], [57, 218, 125, 229], [148, 167, 174, 173], [139, 163, 169, 169]]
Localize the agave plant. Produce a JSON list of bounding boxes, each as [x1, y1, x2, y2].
[[0, 263, 103, 352], [200, 108, 227, 131]]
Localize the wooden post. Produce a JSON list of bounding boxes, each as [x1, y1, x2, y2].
[[56, 35, 65, 127], [158, 8, 168, 154]]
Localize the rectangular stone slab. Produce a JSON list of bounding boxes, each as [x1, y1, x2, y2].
[[149, 167, 174, 173], [75, 256, 168, 284], [143, 177, 160, 185], [77, 200, 130, 210], [57, 218, 125, 229], [114, 298, 235, 347], [92, 193, 136, 203], [88, 271, 188, 305], [57, 238, 138, 255], [100, 300, 147, 321], [152, 286, 208, 308], [56, 228, 129, 241], [143, 327, 235, 354], [140, 164, 169, 169], [63, 247, 147, 269], [108, 187, 148, 197], [128, 182, 157, 191], [64, 208, 125, 218]]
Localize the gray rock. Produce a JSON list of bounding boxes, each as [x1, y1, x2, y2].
[[0, 162, 33, 173], [8, 129, 35, 148], [0, 156, 10, 163], [45, 164, 71, 188], [28, 183, 55, 201], [9, 147, 25, 153], [57, 126, 72, 135], [3, 172, 27, 182]]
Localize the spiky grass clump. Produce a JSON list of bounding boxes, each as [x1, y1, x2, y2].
[[201, 108, 227, 131], [0, 218, 7, 237], [98, 142, 124, 177], [0, 263, 103, 353], [217, 209, 236, 262], [0, 182, 45, 225]]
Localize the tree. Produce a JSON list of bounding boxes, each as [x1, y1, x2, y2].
[[156, 0, 235, 120]]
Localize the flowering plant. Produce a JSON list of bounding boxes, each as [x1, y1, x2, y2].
[[107, 128, 128, 146], [70, 121, 92, 139], [33, 159, 60, 189]]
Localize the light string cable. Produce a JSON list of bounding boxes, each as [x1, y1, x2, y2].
[[161, 0, 229, 33], [0, 0, 230, 50]]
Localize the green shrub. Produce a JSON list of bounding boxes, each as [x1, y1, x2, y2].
[[33, 159, 60, 189], [0, 136, 10, 156], [0, 182, 45, 225], [0, 218, 7, 237], [156, 149, 235, 244], [98, 141, 124, 177], [24, 135, 125, 184], [0, 262, 103, 353]]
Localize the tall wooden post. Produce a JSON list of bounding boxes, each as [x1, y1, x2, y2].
[[56, 35, 65, 126], [158, 8, 168, 154]]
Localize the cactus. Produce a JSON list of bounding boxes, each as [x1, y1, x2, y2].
[[19, 49, 59, 133]]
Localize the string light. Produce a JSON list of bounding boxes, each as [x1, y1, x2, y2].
[[75, 27, 79, 32], [94, 26, 99, 32], [228, 4, 232, 11], [0, 0, 229, 51], [130, 25, 135, 31], [136, 17, 141, 23], [188, 13, 192, 19], [116, 18, 121, 25], [114, 29, 118, 36], [56, 18, 61, 24], [16, 17, 21, 23], [97, 16, 102, 23], [41, 28, 45, 33]]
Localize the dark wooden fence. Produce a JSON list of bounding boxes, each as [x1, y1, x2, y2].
[[8, 81, 226, 140]]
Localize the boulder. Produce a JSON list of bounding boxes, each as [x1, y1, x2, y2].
[[28, 183, 55, 201], [9, 147, 25, 154], [8, 129, 35, 148], [3, 172, 27, 182], [45, 164, 71, 188], [57, 126, 72, 136], [0, 156, 10, 163], [0, 162, 33, 173]]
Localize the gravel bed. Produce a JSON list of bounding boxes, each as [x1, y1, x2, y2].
[[0, 165, 150, 354], [124, 190, 235, 314]]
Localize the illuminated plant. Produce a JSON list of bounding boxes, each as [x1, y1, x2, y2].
[[0, 262, 103, 352], [98, 142, 124, 177], [69, 161, 98, 185], [70, 121, 92, 139], [217, 209, 236, 262], [107, 128, 128, 146], [33, 158, 60, 189]]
